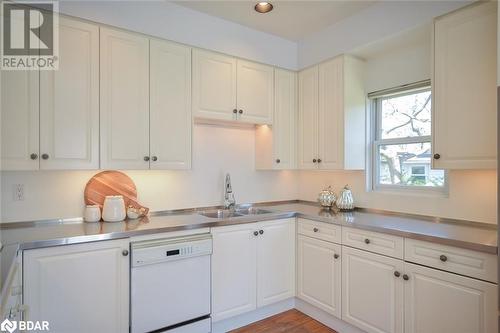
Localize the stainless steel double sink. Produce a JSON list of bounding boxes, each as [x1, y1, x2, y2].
[[198, 207, 273, 219]]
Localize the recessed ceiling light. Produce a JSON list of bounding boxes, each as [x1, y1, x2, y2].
[[254, 2, 273, 13]]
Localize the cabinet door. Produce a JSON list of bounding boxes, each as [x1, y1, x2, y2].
[[23, 239, 130, 333], [404, 262, 497, 333], [100, 28, 150, 169], [274, 69, 297, 169], [342, 246, 403, 333], [211, 223, 257, 322], [433, 2, 497, 169], [192, 49, 237, 121], [237, 60, 274, 124], [150, 39, 191, 170], [257, 218, 295, 307], [40, 17, 99, 170], [318, 57, 344, 170], [297, 235, 341, 317], [298, 66, 319, 169], [1, 70, 39, 170]]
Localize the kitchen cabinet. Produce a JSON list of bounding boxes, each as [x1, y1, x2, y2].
[[255, 69, 296, 169], [100, 27, 150, 170], [192, 49, 237, 122], [298, 55, 365, 170], [432, 1, 497, 169], [256, 218, 295, 307], [236, 60, 274, 124], [211, 218, 295, 322], [40, 17, 99, 170], [342, 246, 403, 333], [297, 235, 341, 318], [23, 239, 130, 333], [1, 70, 39, 170], [211, 223, 258, 321], [404, 262, 497, 333], [150, 39, 192, 170], [192, 49, 274, 124]]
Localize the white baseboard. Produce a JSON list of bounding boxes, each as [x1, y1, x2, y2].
[[211, 298, 366, 333], [295, 298, 366, 333], [211, 298, 295, 333]]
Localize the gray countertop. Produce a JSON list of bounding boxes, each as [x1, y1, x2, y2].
[[0, 201, 497, 288]]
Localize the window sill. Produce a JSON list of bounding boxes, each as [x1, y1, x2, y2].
[[371, 186, 449, 198]]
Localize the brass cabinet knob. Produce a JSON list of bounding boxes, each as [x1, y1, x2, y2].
[[122, 250, 129, 256], [152, 156, 158, 162], [253, 231, 259, 236], [394, 271, 401, 278], [313, 227, 319, 232], [364, 238, 370, 244], [403, 274, 409, 281], [238, 109, 243, 114], [433, 153, 441, 160], [276, 159, 280, 163], [317, 158, 322, 163], [30, 153, 38, 160], [440, 255, 448, 262], [41, 153, 49, 160], [259, 230, 264, 235], [144, 156, 150, 162], [313, 159, 317, 163], [334, 254, 340, 259], [233, 109, 238, 114]]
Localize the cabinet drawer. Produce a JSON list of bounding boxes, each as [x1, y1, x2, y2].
[[404, 239, 498, 283], [298, 218, 341, 244], [342, 227, 403, 259]]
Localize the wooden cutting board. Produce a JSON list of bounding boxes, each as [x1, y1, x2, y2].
[[84, 171, 149, 214]]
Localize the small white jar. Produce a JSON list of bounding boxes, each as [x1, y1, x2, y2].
[[102, 195, 126, 222], [84, 205, 101, 222]]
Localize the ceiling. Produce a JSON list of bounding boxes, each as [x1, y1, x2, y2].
[[173, 1, 377, 41]]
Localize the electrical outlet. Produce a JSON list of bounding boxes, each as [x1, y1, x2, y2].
[[13, 184, 24, 201]]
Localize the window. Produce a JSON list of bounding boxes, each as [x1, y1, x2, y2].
[[370, 82, 446, 191]]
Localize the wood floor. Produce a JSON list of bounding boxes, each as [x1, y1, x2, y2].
[[230, 309, 338, 333]]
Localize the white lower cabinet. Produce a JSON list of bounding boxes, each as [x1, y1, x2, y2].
[[211, 218, 295, 322], [404, 262, 497, 333], [342, 246, 404, 333], [23, 239, 130, 333], [297, 235, 341, 317]]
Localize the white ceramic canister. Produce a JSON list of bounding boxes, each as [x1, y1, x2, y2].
[[84, 205, 101, 222], [102, 195, 126, 222]]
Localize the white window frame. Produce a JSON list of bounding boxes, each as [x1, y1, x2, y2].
[[368, 82, 448, 195]]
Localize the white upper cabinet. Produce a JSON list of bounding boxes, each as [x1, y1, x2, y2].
[[404, 262, 497, 333], [192, 49, 237, 121], [40, 17, 99, 170], [237, 60, 274, 124], [150, 39, 192, 170], [23, 239, 130, 333], [298, 55, 365, 170], [298, 66, 319, 169], [100, 27, 150, 170], [192, 49, 274, 124], [433, 2, 497, 169], [1, 70, 39, 170], [255, 69, 296, 169]]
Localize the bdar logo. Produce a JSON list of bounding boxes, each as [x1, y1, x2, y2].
[[0, 319, 17, 333]]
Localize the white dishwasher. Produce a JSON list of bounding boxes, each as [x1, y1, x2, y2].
[[131, 233, 212, 333]]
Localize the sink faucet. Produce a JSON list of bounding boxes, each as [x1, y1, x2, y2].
[[224, 173, 236, 210]]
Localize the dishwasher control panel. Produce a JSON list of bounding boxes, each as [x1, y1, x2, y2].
[[131, 234, 212, 267]]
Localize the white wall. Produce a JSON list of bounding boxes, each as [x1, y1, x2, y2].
[[1, 125, 299, 222], [298, 0, 469, 69], [57, 1, 298, 70]]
